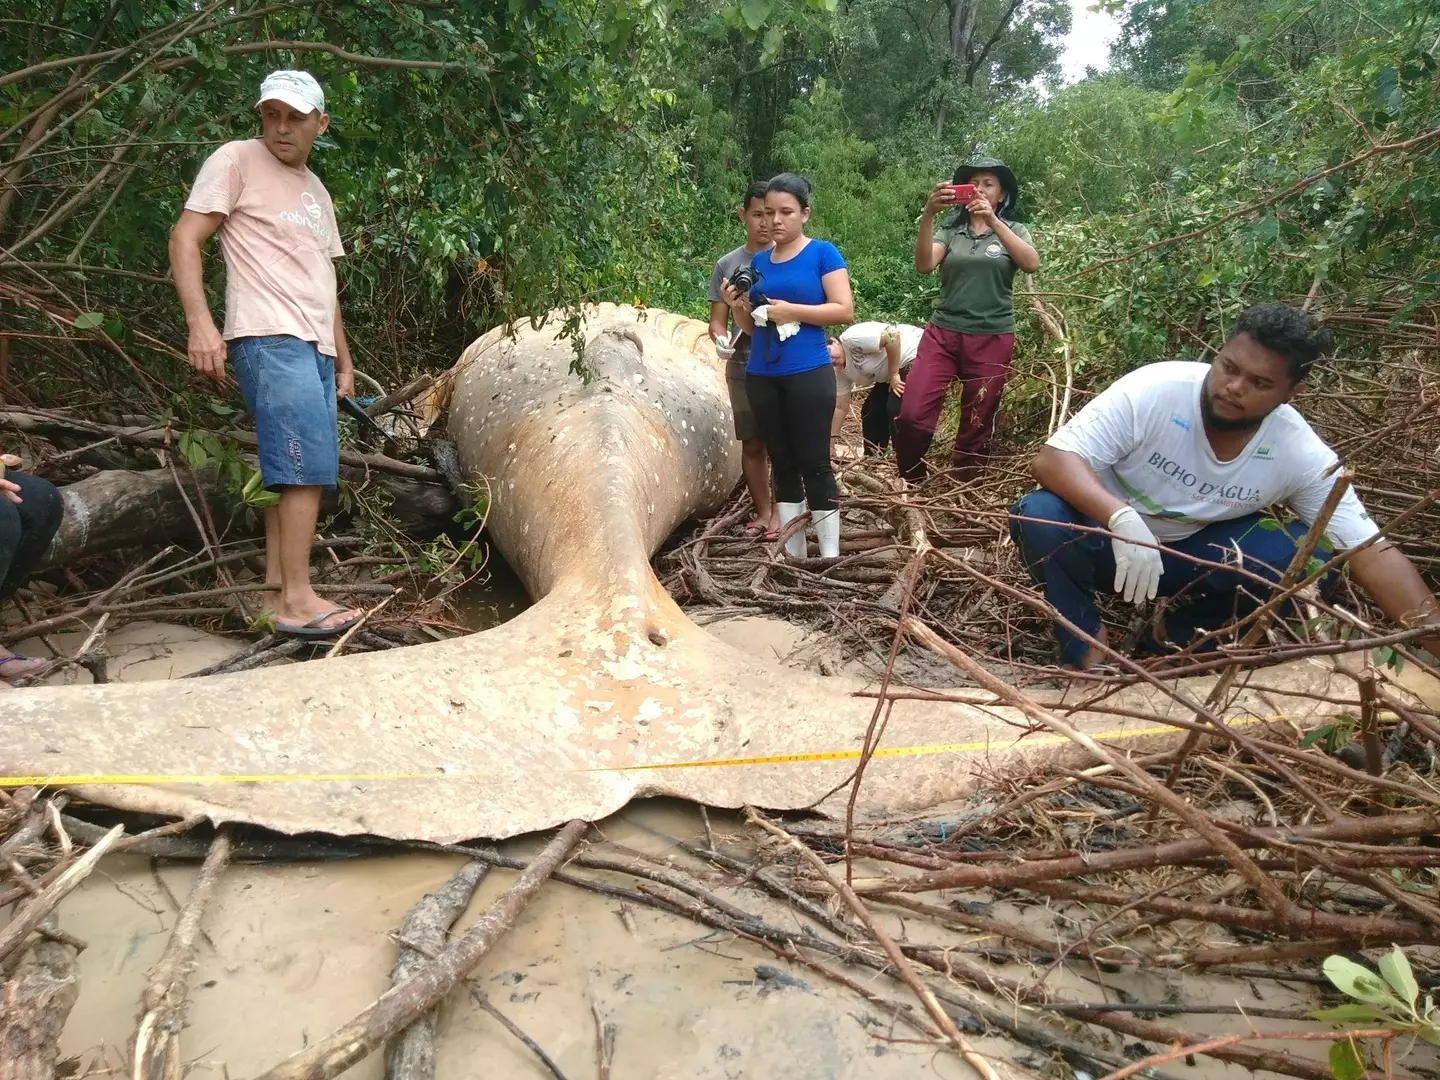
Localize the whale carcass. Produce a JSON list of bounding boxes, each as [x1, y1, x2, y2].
[[0, 305, 1351, 841]]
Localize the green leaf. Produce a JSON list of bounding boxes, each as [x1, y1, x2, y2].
[[1377, 946, 1419, 1010], [1309, 1003, 1389, 1024], [73, 311, 105, 330], [1323, 955, 1407, 1010], [761, 24, 785, 60], [1300, 724, 1333, 749], [741, 0, 773, 31], [1257, 516, 1282, 531], [1329, 1039, 1365, 1080]]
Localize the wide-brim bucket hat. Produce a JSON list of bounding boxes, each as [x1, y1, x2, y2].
[[953, 157, 1018, 214]]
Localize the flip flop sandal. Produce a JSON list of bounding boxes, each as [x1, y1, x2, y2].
[[0, 654, 54, 681], [274, 606, 361, 639], [743, 520, 764, 535], [764, 529, 779, 541]]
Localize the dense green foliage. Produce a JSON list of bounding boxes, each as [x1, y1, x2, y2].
[[0, 0, 1435, 425]]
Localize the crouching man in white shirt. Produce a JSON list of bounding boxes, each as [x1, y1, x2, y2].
[[1010, 303, 1440, 669], [827, 321, 924, 457]]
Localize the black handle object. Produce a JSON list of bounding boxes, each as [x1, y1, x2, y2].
[[339, 395, 390, 440]]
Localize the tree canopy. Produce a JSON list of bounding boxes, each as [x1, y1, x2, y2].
[[0, 0, 1434, 411]]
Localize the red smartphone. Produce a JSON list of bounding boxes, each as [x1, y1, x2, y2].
[[950, 183, 977, 202]]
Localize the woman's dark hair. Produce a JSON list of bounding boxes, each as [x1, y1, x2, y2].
[[765, 172, 812, 210], [1230, 303, 1333, 383], [742, 180, 769, 209]]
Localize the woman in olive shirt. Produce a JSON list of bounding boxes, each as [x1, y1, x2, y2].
[[894, 157, 1039, 482]]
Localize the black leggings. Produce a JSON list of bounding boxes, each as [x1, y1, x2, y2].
[[0, 471, 63, 602], [746, 364, 838, 511]]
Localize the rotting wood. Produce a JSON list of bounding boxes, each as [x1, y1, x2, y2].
[[132, 829, 233, 1080], [253, 820, 586, 1080], [384, 860, 489, 1080], [0, 923, 79, 1080]]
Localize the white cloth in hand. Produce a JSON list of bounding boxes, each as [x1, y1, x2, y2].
[[751, 306, 801, 341], [1108, 505, 1163, 605]]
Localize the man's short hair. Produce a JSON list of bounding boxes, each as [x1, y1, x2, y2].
[[742, 181, 768, 209], [1230, 303, 1332, 383]]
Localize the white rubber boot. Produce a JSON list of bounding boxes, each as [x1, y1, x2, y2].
[[777, 501, 808, 559], [813, 508, 841, 559]]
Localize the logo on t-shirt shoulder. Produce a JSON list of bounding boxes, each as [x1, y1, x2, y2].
[[985, 243, 1004, 258], [1169, 413, 1192, 431], [1254, 442, 1274, 459]]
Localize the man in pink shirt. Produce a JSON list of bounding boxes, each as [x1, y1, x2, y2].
[[169, 70, 360, 637]]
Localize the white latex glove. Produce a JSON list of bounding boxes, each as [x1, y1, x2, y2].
[[776, 321, 801, 341], [1108, 505, 1163, 605], [751, 305, 771, 326], [714, 334, 736, 360]]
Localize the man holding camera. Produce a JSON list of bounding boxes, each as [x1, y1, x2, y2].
[[827, 321, 924, 458], [709, 182, 775, 536], [169, 70, 360, 638]]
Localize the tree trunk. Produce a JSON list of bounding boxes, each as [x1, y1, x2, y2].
[[40, 467, 459, 568], [0, 930, 79, 1080], [934, 0, 981, 136]]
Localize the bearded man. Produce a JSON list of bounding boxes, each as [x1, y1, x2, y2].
[[1010, 303, 1440, 669]]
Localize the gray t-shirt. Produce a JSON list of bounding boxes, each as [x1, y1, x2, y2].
[[709, 244, 757, 377]]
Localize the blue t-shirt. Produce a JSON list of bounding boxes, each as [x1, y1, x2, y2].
[[744, 239, 847, 376]]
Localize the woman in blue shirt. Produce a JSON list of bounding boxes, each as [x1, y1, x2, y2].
[[721, 174, 853, 558]]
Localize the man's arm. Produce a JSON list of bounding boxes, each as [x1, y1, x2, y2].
[[333, 306, 354, 399], [1345, 544, 1440, 655], [709, 301, 730, 345], [168, 209, 227, 379], [1031, 446, 1128, 524], [881, 326, 903, 392]]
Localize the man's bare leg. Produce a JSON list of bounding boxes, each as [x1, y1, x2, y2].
[[262, 505, 282, 587], [271, 485, 356, 629], [740, 437, 776, 532]]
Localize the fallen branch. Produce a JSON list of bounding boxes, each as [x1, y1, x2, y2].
[[253, 820, 586, 1080], [747, 809, 1000, 1080], [132, 829, 233, 1080], [0, 824, 122, 968], [384, 860, 489, 1080]]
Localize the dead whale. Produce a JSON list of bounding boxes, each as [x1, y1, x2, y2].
[[0, 305, 1352, 841]]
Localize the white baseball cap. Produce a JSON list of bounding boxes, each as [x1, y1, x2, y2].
[[256, 70, 325, 115]]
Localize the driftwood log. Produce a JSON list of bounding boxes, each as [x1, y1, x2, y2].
[[253, 820, 585, 1080], [0, 409, 461, 566], [385, 860, 490, 1080], [0, 928, 79, 1080]]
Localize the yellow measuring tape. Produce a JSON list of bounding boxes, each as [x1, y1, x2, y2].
[[0, 715, 1277, 788]]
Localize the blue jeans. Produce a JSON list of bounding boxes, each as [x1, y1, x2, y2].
[[0, 471, 63, 602], [1008, 488, 1334, 666], [228, 335, 339, 489]]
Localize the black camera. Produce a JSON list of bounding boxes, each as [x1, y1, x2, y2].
[[727, 263, 765, 303]]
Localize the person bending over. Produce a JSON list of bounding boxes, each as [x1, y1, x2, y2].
[[721, 173, 854, 559], [169, 70, 360, 638], [827, 322, 924, 457], [898, 157, 1038, 482], [1010, 304, 1440, 669], [0, 453, 63, 688], [709, 182, 776, 537]]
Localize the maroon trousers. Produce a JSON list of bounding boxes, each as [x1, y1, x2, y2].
[[893, 323, 1015, 482]]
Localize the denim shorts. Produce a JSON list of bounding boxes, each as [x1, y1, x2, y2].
[[228, 335, 339, 489]]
